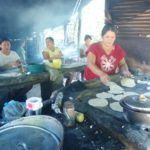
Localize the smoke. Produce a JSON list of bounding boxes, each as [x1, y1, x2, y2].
[[19, 0, 76, 32], [0, 0, 76, 37]]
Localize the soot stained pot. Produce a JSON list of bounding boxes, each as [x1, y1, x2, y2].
[[0, 115, 64, 150], [120, 95, 150, 128]]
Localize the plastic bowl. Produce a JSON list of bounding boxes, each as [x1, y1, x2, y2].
[[27, 64, 45, 74]]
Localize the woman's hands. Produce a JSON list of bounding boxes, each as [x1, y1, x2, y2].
[[119, 58, 132, 77], [100, 72, 110, 85], [122, 69, 132, 77], [8, 60, 20, 68], [42, 51, 63, 61], [43, 51, 50, 60]]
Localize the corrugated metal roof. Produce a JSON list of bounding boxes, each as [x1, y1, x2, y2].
[[108, 0, 150, 38]]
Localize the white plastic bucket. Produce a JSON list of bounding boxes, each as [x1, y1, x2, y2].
[[26, 97, 43, 115]]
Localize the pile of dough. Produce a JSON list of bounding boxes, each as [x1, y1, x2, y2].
[[88, 98, 108, 107], [96, 92, 113, 99], [108, 82, 124, 94], [121, 77, 136, 88], [109, 102, 123, 112]]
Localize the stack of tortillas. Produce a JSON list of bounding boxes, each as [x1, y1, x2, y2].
[[121, 77, 136, 88], [88, 98, 108, 108]]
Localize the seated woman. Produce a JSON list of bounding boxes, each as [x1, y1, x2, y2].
[[0, 39, 20, 69], [84, 24, 131, 85], [41, 37, 64, 100], [43, 37, 63, 68], [0, 38, 32, 111], [80, 34, 92, 59]]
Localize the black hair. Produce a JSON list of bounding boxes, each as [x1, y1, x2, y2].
[[84, 35, 92, 41], [45, 37, 54, 43], [101, 24, 117, 37], [1, 38, 11, 43]]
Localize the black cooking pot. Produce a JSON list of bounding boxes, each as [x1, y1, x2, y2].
[[120, 95, 150, 128], [0, 115, 64, 150]]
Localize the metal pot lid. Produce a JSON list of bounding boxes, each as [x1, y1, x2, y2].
[[120, 95, 150, 112], [0, 125, 60, 150], [0, 116, 64, 150]]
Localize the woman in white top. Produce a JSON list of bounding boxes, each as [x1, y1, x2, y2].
[[0, 38, 32, 112], [0, 38, 20, 68]]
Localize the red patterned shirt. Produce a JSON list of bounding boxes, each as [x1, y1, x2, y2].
[[84, 42, 125, 80]]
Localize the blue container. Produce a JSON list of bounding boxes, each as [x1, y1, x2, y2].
[[27, 64, 45, 74]]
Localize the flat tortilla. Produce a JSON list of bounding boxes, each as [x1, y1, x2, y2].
[[143, 92, 150, 98], [96, 92, 113, 99], [112, 92, 138, 101], [109, 102, 123, 112], [107, 82, 124, 94], [88, 98, 108, 107], [121, 77, 136, 88], [112, 94, 125, 101], [108, 89, 124, 94], [137, 80, 150, 85], [123, 91, 138, 97], [147, 86, 150, 91]]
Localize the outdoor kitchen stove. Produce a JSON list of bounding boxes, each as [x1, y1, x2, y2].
[[72, 73, 150, 150]]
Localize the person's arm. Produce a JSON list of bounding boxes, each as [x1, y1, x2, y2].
[[55, 51, 63, 59], [119, 58, 132, 77], [42, 51, 53, 62], [1, 59, 21, 68], [87, 52, 110, 84]]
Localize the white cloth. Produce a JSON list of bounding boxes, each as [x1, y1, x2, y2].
[[0, 51, 20, 66]]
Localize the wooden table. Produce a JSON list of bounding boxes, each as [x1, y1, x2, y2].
[[0, 62, 86, 93], [0, 72, 49, 92], [61, 62, 86, 75]]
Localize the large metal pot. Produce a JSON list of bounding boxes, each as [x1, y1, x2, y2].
[[0, 115, 64, 150], [120, 95, 150, 128]]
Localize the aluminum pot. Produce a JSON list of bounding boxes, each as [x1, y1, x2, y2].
[[120, 95, 150, 128], [0, 115, 64, 150]]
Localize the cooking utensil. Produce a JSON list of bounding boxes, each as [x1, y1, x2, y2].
[[0, 115, 64, 150], [120, 95, 150, 128], [63, 101, 75, 127]]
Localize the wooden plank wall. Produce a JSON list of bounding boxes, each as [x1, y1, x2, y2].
[[106, 0, 150, 71]]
